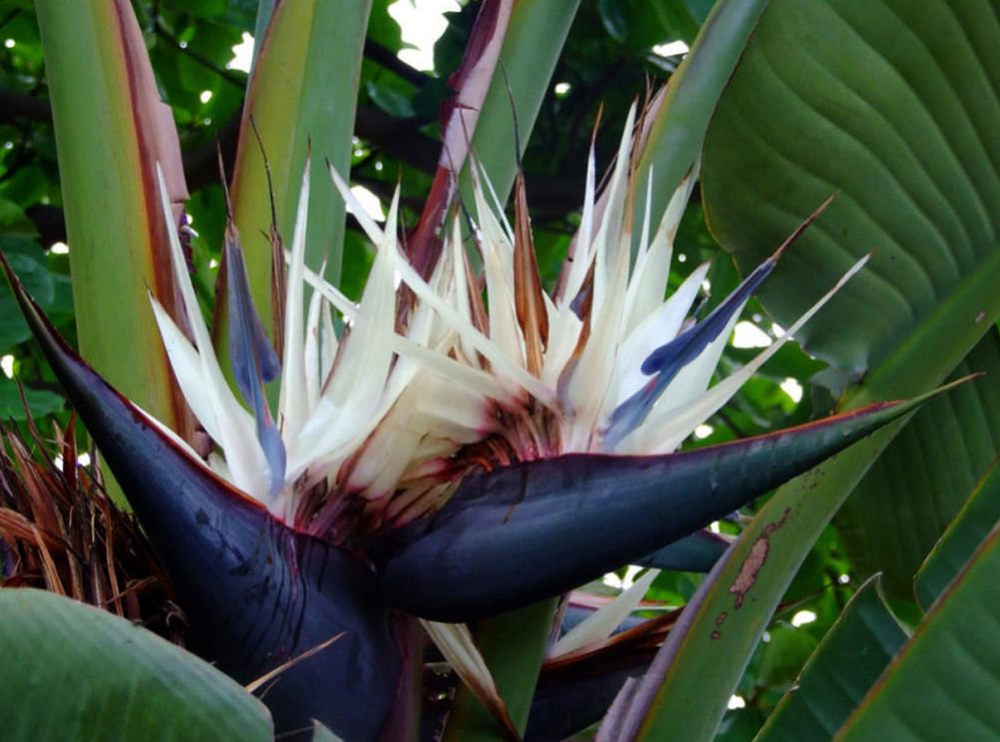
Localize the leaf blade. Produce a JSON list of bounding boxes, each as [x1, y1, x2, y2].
[[755, 578, 906, 742], [0, 589, 273, 742], [837, 522, 1000, 740]]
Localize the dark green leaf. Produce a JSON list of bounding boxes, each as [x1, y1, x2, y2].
[[597, 0, 629, 42], [0, 589, 273, 741], [837, 329, 1000, 600], [754, 623, 819, 694], [916, 455, 1000, 610], [0, 241, 55, 352], [0, 376, 63, 419], [837, 523, 1000, 740], [0, 197, 37, 237], [366, 79, 416, 118], [703, 0, 1000, 378], [368, 0, 406, 52], [162, 0, 229, 19], [757, 578, 906, 741]]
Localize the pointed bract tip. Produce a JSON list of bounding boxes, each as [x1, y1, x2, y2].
[[773, 192, 838, 262]]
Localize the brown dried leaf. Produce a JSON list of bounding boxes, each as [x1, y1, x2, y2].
[[512, 171, 549, 378]]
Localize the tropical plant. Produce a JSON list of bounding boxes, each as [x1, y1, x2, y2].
[[1, 1, 999, 741]]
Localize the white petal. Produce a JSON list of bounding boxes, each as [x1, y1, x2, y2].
[[623, 168, 698, 335], [613, 262, 711, 407], [421, 620, 513, 731], [390, 334, 509, 402], [386, 240, 557, 407], [154, 165, 270, 499], [295, 258, 358, 321], [278, 162, 312, 444], [551, 569, 660, 658], [303, 280, 325, 411], [561, 138, 598, 306], [327, 162, 384, 246], [149, 296, 223, 442]]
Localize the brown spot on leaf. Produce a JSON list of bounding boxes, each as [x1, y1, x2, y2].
[[711, 630, 721, 640], [716, 611, 728, 626], [728, 508, 791, 609]]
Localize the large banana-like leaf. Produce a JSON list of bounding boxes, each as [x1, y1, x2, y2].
[[33, 0, 190, 436], [837, 520, 1000, 740], [0, 589, 273, 741], [759, 507, 1000, 741], [610, 0, 1000, 737], [838, 329, 1000, 600], [702, 0, 1000, 378], [916, 455, 1000, 610], [754, 578, 906, 741]]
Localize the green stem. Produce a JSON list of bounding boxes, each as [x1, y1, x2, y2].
[[35, 0, 190, 501]]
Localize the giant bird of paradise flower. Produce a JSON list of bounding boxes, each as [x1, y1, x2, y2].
[[3, 102, 941, 740]]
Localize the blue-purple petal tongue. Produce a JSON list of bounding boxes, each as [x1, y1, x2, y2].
[[605, 196, 836, 450], [224, 229, 285, 496], [604, 251, 777, 449]]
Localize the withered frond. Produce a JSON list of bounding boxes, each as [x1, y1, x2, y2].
[[0, 415, 185, 646]]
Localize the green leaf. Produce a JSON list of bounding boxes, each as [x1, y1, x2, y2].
[[754, 623, 819, 695], [0, 244, 55, 352], [702, 0, 1000, 378], [597, 0, 629, 42], [368, 0, 406, 52], [837, 329, 1000, 600], [646, 2, 702, 45], [836, 522, 1000, 739], [366, 78, 416, 118], [0, 197, 38, 237], [916, 455, 1000, 610], [0, 376, 64, 419], [0, 589, 272, 741], [164, 0, 229, 18], [230, 0, 372, 311], [756, 578, 906, 741], [631, 0, 770, 255]]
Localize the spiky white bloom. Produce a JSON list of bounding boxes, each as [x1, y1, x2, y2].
[[150, 104, 864, 540]]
